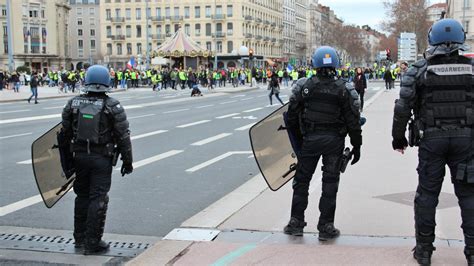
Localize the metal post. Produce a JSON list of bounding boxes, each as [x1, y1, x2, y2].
[[145, 0, 150, 69], [463, 0, 466, 29], [214, 0, 218, 70], [6, 0, 14, 72]]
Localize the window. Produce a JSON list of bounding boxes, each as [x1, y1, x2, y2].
[[194, 6, 200, 18], [125, 8, 131, 20], [195, 23, 201, 36], [216, 23, 222, 33], [205, 23, 211, 36], [174, 24, 179, 32], [174, 7, 179, 17], [136, 25, 142, 37], [90, 18, 95, 25], [115, 8, 121, 18], [2, 7, 7, 16], [29, 10, 38, 17], [136, 8, 141, 20], [89, 8, 94, 15], [165, 24, 170, 34], [156, 7, 161, 17], [116, 25, 122, 35], [106, 9, 111, 19], [156, 25, 161, 34], [107, 43, 112, 55], [205, 6, 211, 18], [464, 0, 471, 8], [78, 39, 84, 49], [126, 25, 131, 37], [184, 6, 190, 19], [117, 43, 122, 55], [146, 8, 151, 18], [227, 41, 233, 53], [77, 19, 82, 26], [137, 43, 142, 54], [77, 8, 82, 16], [206, 41, 212, 50], [227, 5, 233, 17], [165, 7, 170, 18], [106, 26, 112, 37], [91, 40, 96, 50], [184, 24, 190, 35], [227, 23, 233, 35], [216, 5, 222, 15], [78, 29, 83, 36], [127, 43, 132, 55], [90, 29, 95, 36]]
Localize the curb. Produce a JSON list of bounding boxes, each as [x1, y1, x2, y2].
[[0, 88, 127, 103]]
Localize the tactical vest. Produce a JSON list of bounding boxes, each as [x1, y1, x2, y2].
[[301, 77, 346, 133], [419, 56, 474, 128], [71, 96, 113, 154]]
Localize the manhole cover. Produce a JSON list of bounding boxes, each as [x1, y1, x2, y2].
[[374, 191, 458, 209]]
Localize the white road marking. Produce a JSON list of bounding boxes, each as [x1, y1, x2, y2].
[[0, 114, 61, 125], [163, 95, 177, 99], [240, 97, 254, 101], [257, 95, 267, 98], [131, 130, 168, 140], [128, 114, 156, 119], [372, 87, 382, 91], [230, 95, 246, 98], [220, 100, 237, 104], [42, 105, 65, 110], [17, 159, 32, 164], [176, 120, 211, 128], [0, 132, 32, 140], [190, 133, 232, 146], [196, 104, 214, 109], [0, 195, 43, 217], [124, 105, 144, 110], [163, 108, 190, 114], [0, 109, 31, 114], [235, 123, 256, 131], [243, 107, 263, 113], [186, 151, 252, 173], [136, 96, 151, 100], [118, 150, 183, 169], [216, 113, 239, 119]]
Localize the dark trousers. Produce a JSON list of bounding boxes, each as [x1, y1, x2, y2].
[[73, 153, 112, 243], [358, 89, 365, 111], [415, 135, 474, 246], [290, 134, 344, 226]]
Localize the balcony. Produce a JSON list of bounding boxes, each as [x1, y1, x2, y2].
[[212, 32, 226, 39], [171, 16, 183, 21], [150, 34, 165, 40], [295, 43, 307, 49], [211, 14, 226, 20], [255, 35, 262, 40], [263, 20, 271, 27], [244, 16, 253, 23], [271, 22, 276, 27], [244, 33, 253, 39], [255, 18, 262, 24], [271, 37, 277, 42], [264, 36, 271, 42], [110, 34, 126, 41], [150, 16, 165, 22], [107, 17, 125, 23], [165, 33, 173, 37]]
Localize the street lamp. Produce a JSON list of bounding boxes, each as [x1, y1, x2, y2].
[[214, 0, 218, 70]]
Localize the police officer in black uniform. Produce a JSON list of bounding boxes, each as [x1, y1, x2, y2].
[[283, 46, 362, 240], [62, 65, 133, 255], [392, 19, 474, 265]]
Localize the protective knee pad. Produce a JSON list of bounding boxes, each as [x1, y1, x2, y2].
[[321, 182, 339, 198], [97, 195, 109, 238], [292, 181, 310, 198]]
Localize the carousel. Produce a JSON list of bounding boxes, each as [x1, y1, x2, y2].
[[152, 27, 214, 69]]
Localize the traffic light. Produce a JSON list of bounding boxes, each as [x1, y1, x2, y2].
[[249, 49, 254, 60], [386, 49, 391, 61]]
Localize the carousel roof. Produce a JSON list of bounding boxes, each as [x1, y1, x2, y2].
[[154, 27, 213, 58]]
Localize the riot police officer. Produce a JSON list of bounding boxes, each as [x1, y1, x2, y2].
[[61, 65, 133, 255], [392, 19, 474, 265], [283, 46, 362, 240]]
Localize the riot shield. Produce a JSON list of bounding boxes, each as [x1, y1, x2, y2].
[[32, 123, 76, 208], [249, 103, 298, 191]]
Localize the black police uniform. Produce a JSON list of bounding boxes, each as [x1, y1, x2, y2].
[[392, 54, 474, 262], [62, 92, 133, 253], [285, 75, 362, 239]]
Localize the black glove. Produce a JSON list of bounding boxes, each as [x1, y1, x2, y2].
[[392, 137, 408, 150], [121, 163, 133, 176], [351, 146, 361, 165]]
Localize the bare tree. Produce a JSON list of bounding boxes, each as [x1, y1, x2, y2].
[[382, 0, 431, 55]]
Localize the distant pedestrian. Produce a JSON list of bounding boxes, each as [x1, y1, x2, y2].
[[268, 72, 284, 105], [354, 67, 367, 112], [383, 68, 394, 91], [28, 72, 39, 104]]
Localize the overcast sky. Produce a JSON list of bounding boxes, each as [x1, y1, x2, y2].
[[317, 0, 446, 32]]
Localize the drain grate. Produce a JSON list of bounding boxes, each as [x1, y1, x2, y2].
[[0, 233, 151, 257]]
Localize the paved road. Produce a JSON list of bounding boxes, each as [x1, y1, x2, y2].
[[0, 81, 384, 238]]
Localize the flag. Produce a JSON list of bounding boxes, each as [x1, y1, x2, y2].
[[126, 56, 136, 69], [286, 64, 293, 72]]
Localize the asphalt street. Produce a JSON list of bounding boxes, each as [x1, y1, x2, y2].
[[0, 81, 383, 238]]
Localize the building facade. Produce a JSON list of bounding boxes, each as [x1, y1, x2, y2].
[[283, 0, 296, 65], [294, 0, 307, 65], [69, 0, 101, 70], [447, 0, 473, 53], [0, 0, 71, 72], [100, 0, 283, 69], [427, 3, 447, 23]]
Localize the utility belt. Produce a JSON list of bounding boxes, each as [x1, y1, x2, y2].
[[303, 122, 345, 136], [72, 142, 115, 157], [409, 118, 472, 146]]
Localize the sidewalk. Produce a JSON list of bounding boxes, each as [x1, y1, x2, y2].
[[129, 88, 467, 265]]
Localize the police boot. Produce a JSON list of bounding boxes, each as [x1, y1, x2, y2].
[[317, 223, 340, 241], [73, 197, 88, 249], [283, 217, 307, 236], [84, 196, 110, 255], [412, 243, 435, 265], [464, 246, 474, 266]]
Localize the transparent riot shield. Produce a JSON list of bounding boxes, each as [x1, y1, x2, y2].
[[32, 123, 76, 208], [249, 103, 298, 191]]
